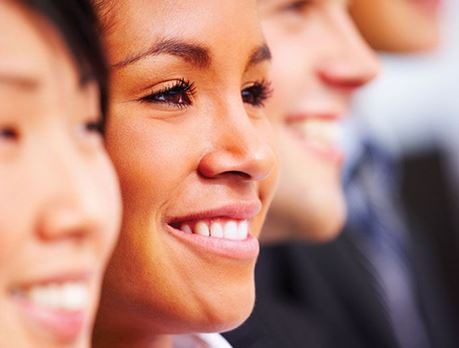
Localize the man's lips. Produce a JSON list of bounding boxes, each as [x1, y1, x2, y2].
[[285, 113, 345, 164], [285, 112, 343, 124]]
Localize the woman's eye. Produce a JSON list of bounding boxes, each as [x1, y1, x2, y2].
[[84, 120, 104, 135], [282, 0, 313, 13], [77, 117, 104, 143], [0, 126, 19, 142], [241, 81, 273, 108], [139, 79, 196, 109]]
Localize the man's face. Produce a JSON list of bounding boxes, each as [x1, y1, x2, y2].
[[258, 0, 379, 242]]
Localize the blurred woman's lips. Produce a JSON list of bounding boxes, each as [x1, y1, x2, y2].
[[410, 0, 442, 13], [166, 202, 261, 260], [10, 272, 93, 341], [286, 113, 345, 164]]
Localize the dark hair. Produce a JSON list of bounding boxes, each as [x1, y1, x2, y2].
[[18, 0, 109, 118]]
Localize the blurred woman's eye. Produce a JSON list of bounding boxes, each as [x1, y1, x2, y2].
[[77, 117, 104, 144], [139, 79, 196, 110], [84, 119, 104, 135], [241, 80, 273, 108], [0, 126, 19, 143], [281, 0, 313, 13]]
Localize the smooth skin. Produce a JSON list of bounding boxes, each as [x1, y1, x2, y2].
[[92, 1, 278, 347], [0, 2, 121, 348], [350, 0, 442, 52], [258, 0, 379, 243]]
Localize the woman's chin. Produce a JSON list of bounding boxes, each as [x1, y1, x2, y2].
[[185, 285, 256, 334], [199, 304, 254, 334]]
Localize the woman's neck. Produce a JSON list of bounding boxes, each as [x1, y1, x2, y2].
[[92, 299, 173, 348], [93, 329, 172, 348]]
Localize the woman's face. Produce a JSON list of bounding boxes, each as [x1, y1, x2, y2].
[[97, 0, 277, 335], [0, 3, 121, 348], [258, 0, 379, 242], [349, 0, 442, 52]]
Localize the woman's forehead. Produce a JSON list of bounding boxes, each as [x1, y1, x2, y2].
[[104, 0, 261, 41], [104, 0, 267, 69]]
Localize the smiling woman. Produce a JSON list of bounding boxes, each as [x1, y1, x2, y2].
[[0, 1, 121, 347], [91, 1, 278, 347]]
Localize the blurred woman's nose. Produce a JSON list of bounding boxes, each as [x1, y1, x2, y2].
[[198, 103, 276, 182], [35, 140, 102, 241], [318, 11, 380, 90]]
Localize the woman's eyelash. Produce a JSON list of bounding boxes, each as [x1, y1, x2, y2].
[[138, 78, 271, 109], [241, 80, 273, 108], [139, 79, 196, 109]]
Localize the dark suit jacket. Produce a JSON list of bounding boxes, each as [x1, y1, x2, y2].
[[224, 149, 459, 348], [225, 230, 458, 348]]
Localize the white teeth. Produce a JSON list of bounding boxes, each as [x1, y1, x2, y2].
[[61, 283, 88, 311], [181, 224, 192, 234], [223, 221, 239, 240], [299, 120, 342, 146], [27, 282, 89, 311], [237, 220, 249, 240], [210, 222, 224, 238], [179, 219, 250, 241], [195, 221, 210, 237]]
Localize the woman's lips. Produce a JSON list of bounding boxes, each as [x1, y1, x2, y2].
[[11, 274, 92, 341], [178, 219, 249, 240], [167, 202, 262, 224], [409, 0, 442, 13], [166, 202, 261, 260], [167, 225, 260, 260]]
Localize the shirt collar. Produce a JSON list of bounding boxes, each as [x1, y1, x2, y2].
[[173, 333, 232, 348]]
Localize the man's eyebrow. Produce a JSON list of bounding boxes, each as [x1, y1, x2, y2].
[[246, 43, 272, 71], [0, 73, 39, 91], [113, 38, 211, 69]]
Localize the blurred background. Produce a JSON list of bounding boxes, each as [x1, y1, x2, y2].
[[352, 0, 458, 156], [349, 0, 459, 330]]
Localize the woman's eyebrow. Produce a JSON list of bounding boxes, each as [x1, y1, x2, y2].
[[246, 43, 272, 71], [0, 72, 39, 91], [113, 38, 211, 69]]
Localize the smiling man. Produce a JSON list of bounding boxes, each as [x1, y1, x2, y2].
[[224, 0, 458, 347]]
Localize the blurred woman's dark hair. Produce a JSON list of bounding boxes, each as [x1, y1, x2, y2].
[[17, 0, 109, 118]]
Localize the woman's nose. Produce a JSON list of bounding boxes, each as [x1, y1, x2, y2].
[[198, 105, 276, 182], [35, 146, 103, 242]]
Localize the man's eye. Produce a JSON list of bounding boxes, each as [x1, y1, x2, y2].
[[139, 79, 196, 109], [241, 80, 273, 108]]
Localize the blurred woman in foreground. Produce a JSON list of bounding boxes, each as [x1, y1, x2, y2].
[[0, 1, 121, 347]]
